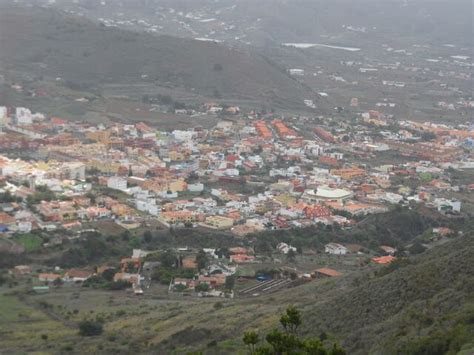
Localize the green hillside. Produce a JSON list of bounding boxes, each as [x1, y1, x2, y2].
[[1, 233, 472, 354]]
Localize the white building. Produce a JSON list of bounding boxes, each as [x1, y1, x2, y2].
[[15, 107, 33, 125], [325, 243, 349, 255], [188, 183, 204, 192], [0, 106, 7, 123], [172, 130, 196, 141], [303, 186, 353, 203], [433, 198, 461, 213], [289, 69, 305, 76], [17, 221, 32, 234], [277, 242, 297, 254], [107, 177, 128, 191]]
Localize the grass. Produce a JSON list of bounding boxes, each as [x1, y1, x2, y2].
[[15, 233, 43, 252], [0, 293, 75, 351]]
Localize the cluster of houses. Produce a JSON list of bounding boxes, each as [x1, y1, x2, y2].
[[9, 239, 402, 296], [0, 104, 470, 243]]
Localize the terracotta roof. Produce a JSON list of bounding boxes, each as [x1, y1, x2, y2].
[[314, 268, 342, 277], [182, 257, 197, 269], [0, 212, 15, 225], [65, 269, 93, 279], [38, 273, 61, 280], [372, 255, 396, 264]]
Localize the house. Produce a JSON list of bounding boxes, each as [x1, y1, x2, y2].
[[64, 269, 93, 282], [228, 247, 251, 255], [173, 277, 196, 289], [160, 211, 204, 225], [276, 242, 297, 254], [325, 243, 349, 255], [202, 215, 234, 230], [345, 244, 364, 254], [120, 257, 141, 272], [198, 274, 226, 287], [432, 227, 454, 236], [9, 265, 32, 276], [314, 268, 342, 278], [0, 212, 16, 228], [372, 255, 396, 264], [230, 254, 256, 263], [182, 257, 197, 269], [38, 273, 62, 282], [36, 201, 77, 222], [433, 198, 461, 213], [113, 272, 139, 286], [380, 245, 397, 255], [107, 176, 128, 191]]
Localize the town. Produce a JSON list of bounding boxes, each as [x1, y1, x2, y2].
[[1, 0, 473, 353], [1, 101, 472, 299]]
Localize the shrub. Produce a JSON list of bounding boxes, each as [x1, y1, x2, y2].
[[195, 283, 210, 293], [78, 320, 103, 336], [108, 280, 132, 291]]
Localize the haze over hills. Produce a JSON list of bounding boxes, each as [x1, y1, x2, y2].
[[30, 0, 473, 48], [0, 5, 312, 107]]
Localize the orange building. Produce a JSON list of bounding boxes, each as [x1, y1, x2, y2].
[[254, 121, 273, 139], [272, 119, 298, 139], [331, 167, 366, 180]]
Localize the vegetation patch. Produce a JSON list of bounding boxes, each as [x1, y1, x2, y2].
[[14, 233, 43, 252]]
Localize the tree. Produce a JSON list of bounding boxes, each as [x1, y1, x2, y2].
[[53, 277, 64, 287], [279, 306, 301, 334], [143, 231, 153, 243], [243, 331, 259, 354], [287, 249, 296, 262], [216, 248, 229, 259], [243, 307, 345, 354], [408, 241, 427, 255], [225, 275, 235, 290], [421, 131, 437, 141], [102, 268, 116, 282], [195, 283, 210, 293], [196, 249, 209, 270], [78, 320, 103, 336], [128, 236, 140, 249], [108, 280, 132, 290], [159, 250, 177, 268]]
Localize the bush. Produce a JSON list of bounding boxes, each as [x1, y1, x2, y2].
[[108, 280, 132, 290], [195, 283, 210, 293], [78, 320, 103, 336]]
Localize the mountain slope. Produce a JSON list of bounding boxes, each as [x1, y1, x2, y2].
[[0, 5, 311, 107], [144, 235, 474, 354], [296, 234, 474, 354]]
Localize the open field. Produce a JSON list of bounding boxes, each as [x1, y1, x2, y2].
[[0, 292, 76, 352]]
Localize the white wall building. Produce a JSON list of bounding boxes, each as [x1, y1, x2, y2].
[[325, 243, 349, 255], [107, 177, 128, 191], [15, 107, 33, 125], [188, 183, 204, 192]]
